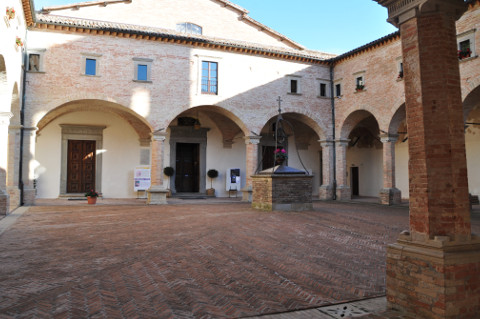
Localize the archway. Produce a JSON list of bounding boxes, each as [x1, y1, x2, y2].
[[166, 105, 248, 197], [259, 112, 325, 196], [464, 86, 480, 198], [340, 110, 382, 200], [35, 99, 152, 199]]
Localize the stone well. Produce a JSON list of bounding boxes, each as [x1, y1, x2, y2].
[[252, 164, 313, 212]]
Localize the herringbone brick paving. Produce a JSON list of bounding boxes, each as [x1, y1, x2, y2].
[[0, 201, 478, 318]]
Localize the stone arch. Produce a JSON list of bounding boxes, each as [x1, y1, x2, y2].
[[37, 99, 153, 140], [263, 109, 328, 141], [340, 109, 380, 140], [0, 55, 7, 109], [463, 84, 480, 122], [388, 103, 406, 136]]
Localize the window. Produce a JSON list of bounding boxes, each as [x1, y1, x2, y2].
[[335, 83, 342, 97], [287, 75, 302, 94], [291, 80, 298, 93], [81, 52, 102, 76], [85, 58, 96, 76], [457, 29, 476, 60], [320, 83, 327, 97], [202, 61, 218, 94], [28, 54, 40, 71], [133, 57, 153, 82], [356, 76, 364, 91], [176, 22, 202, 35]]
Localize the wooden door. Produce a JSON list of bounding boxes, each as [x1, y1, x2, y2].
[[67, 140, 96, 193], [175, 143, 199, 193], [351, 166, 359, 196]]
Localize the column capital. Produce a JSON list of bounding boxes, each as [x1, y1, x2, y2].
[[318, 139, 334, 148], [151, 130, 167, 141], [335, 139, 350, 147], [244, 135, 261, 145], [375, 0, 467, 27], [380, 133, 399, 143]]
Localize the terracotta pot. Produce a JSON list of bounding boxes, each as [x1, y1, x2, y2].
[[206, 188, 215, 196], [87, 196, 97, 205]]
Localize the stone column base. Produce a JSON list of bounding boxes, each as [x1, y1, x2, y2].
[[387, 234, 480, 319], [379, 188, 402, 205], [0, 191, 10, 216], [23, 188, 36, 206], [147, 187, 168, 205], [241, 186, 252, 202], [319, 184, 334, 200], [336, 185, 351, 201], [7, 186, 20, 211]]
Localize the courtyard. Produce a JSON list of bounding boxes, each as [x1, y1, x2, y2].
[[0, 201, 479, 318]]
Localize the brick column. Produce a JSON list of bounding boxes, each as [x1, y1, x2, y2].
[[335, 139, 350, 200], [7, 125, 21, 211], [242, 135, 261, 202], [22, 127, 37, 206], [375, 1, 480, 318], [318, 139, 335, 200], [379, 134, 401, 205], [147, 131, 168, 205], [0, 112, 12, 215]]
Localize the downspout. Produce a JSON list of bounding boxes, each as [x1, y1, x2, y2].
[[329, 62, 337, 200], [19, 32, 29, 206]]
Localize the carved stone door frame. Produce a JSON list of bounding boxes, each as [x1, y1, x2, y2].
[[60, 124, 106, 196]]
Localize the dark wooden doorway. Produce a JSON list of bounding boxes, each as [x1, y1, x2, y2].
[[67, 140, 96, 193], [175, 143, 200, 193], [351, 166, 359, 196]]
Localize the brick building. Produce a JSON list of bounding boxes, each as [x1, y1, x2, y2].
[[0, 0, 478, 210]]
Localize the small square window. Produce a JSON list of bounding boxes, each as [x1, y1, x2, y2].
[[335, 83, 342, 97], [85, 58, 96, 76], [457, 29, 476, 61], [28, 54, 41, 72], [320, 83, 327, 97], [137, 64, 148, 81], [291, 80, 298, 94]]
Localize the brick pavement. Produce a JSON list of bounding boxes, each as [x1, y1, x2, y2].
[[0, 201, 478, 318]]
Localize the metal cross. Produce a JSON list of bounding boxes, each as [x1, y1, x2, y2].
[[277, 96, 283, 114]]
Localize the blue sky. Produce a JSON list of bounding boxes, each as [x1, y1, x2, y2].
[[33, 0, 398, 54]]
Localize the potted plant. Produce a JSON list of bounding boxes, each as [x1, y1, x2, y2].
[[163, 166, 174, 197], [6, 7, 15, 20], [458, 48, 472, 60], [15, 36, 23, 48], [85, 189, 99, 204], [274, 148, 288, 165], [355, 84, 365, 92], [206, 169, 218, 196]]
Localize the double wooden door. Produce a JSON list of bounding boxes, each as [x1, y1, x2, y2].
[[67, 140, 96, 193]]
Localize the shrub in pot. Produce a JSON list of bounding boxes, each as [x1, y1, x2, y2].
[[163, 166, 174, 197], [206, 169, 218, 196]]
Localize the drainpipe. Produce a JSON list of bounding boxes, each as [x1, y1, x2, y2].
[[19, 33, 29, 206], [329, 62, 337, 200]]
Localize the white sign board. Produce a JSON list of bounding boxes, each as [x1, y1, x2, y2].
[[134, 166, 151, 191], [226, 168, 241, 191]]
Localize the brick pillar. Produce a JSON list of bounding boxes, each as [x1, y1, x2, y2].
[[379, 134, 401, 205], [375, 1, 480, 318], [335, 139, 351, 200], [7, 125, 21, 211], [242, 135, 261, 202], [0, 112, 12, 215], [147, 131, 168, 205], [22, 127, 37, 206], [319, 139, 335, 200]]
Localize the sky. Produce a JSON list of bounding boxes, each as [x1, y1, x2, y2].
[[32, 0, 398, 55]]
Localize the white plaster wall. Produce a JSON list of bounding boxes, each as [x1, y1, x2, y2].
[[35, 111, 141, 198], [395, 141, 409, 199], [346, 147, 383, 197], [466, 126, 480, 196]]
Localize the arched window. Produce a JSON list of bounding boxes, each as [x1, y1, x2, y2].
[[176, 22, 202, 35]]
